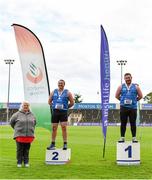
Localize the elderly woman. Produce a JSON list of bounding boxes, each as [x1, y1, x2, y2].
[[10, 101, 36, 168]]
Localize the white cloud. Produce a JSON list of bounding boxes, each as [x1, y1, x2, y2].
[[0, 0, 152, 103]]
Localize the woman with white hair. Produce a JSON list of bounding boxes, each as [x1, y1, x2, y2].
[[10, 101, 36, 168]]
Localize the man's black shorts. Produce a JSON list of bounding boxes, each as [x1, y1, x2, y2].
[[51, 109, 68, 123]]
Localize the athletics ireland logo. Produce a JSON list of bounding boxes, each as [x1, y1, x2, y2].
[[26, 63, 43, 84]]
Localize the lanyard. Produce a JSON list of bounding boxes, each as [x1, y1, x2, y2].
[[125, 83, 132, 94], [58, 90, 64, 98]]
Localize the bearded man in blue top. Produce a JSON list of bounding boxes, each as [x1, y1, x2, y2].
[[47, 79, 74, 150], [115, 73, 143, 143]]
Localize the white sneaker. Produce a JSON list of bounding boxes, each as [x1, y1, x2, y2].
[[118, 137, 125, 143], [17, 164, 22, 168], [132, 137, 138, 143], [25, 164, 29, 167]]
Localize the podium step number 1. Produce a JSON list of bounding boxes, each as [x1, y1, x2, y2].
[[45, 149, 71, 165], [117, 142, 140, 165]]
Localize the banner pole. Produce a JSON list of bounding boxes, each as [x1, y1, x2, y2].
[[103, 137, 106, 158]]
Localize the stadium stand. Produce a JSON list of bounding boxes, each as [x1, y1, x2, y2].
[[0, 103, 152, 125]]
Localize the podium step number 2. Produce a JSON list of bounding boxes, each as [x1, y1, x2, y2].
[[117, 142, 140, 165], [45, 149, 71, 165]]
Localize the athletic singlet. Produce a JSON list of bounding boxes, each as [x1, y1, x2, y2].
[[52, 89, 68, 110], [120, 83, 137, 109]]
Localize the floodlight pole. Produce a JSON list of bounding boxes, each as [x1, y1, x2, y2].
[[116, 60, 127, 84], [4, 59, 15, 124]]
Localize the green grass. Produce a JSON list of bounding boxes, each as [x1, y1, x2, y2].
[[0, 125, 152, 179]]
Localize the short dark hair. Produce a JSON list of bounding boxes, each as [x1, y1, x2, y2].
[[124, 73, 132, 77], [58, 79, 65, 85]]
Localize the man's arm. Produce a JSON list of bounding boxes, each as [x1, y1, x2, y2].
[[115, 85, 122, 101], [136, 85, 143, 101], [48, 91, 54, 106], [68, 91, 74, 108]]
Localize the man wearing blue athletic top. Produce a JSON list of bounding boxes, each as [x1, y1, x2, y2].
[[47, 79, 74, 150], [115, 73, 143, 143]]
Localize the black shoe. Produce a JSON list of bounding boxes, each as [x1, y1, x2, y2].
[[47, 144, 55, 150], [63, 143, 67, 150]]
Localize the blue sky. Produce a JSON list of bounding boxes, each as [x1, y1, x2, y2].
[[0, 0, 152, 103]]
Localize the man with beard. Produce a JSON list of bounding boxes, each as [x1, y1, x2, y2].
[[115, 73, 143, 143]]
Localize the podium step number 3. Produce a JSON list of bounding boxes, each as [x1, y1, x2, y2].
[[117, 142, 140, 165], [45, 149, 71, 165]]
